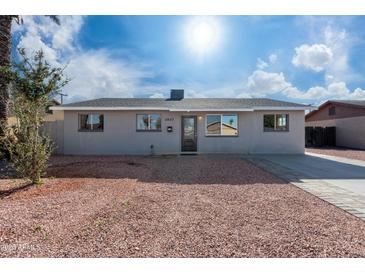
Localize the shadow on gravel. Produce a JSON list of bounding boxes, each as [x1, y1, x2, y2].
[[0, 182, 33, 198]]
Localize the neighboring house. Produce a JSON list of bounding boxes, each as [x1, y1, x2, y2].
[[305, 100, 365, 149], [50, 89, 311, 155]]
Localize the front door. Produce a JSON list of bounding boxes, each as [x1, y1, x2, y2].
[[181, 116, 197, 152]]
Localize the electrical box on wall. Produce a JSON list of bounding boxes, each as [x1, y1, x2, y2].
[[167, 126, 173, 132]]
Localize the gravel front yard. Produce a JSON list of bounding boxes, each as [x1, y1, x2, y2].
[[306, 147, 365, 161], [1, 155, 364, 257]]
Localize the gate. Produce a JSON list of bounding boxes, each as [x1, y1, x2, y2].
[[305, 126, 336, 147]]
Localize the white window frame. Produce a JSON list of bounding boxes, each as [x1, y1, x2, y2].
[[205, 114, 239, 136], [136, 113, 162, 131]]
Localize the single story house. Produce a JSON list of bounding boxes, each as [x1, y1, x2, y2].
[[49, 89, 311, 155], [305, 100, 365, 150]]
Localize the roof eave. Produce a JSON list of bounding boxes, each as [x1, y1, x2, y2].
[[50, 106, 313, 111], [329, 100, 365, 109], [50, 106, 171, 111], [253, 106, 314, 111], [169, 108, 254, 112]]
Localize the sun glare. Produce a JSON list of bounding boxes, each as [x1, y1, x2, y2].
[[184, 17, 221, 58]]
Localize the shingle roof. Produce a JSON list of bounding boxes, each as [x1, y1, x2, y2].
[[305, 100, 365, 120], [330, 100, 365, 108], [55, 98, 310, 110]]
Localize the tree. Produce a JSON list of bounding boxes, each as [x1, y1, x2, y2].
[[0, 48, 69, 184], [0, 15, 60, 136]]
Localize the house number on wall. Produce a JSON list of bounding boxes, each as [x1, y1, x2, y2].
[[165, 117, 174, 121]]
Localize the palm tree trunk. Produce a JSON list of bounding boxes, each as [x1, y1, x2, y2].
[[0, 16, 13, 134]]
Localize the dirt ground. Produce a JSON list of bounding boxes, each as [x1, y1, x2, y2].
[[306, 147, 365, 161], [0, 155, 364, 257]]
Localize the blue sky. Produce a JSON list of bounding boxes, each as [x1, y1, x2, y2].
[[11, 16, 365, 104]]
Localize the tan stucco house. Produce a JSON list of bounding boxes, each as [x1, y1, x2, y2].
[[49, 89, 311, 155], [305, 100, 365, 149]]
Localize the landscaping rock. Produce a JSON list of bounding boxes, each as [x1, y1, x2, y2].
[[0, 155, 364, 257]]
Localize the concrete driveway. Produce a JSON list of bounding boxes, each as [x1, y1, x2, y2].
[[247, 152, 365, 221]]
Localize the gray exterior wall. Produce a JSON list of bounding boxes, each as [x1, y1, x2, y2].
[[306, 116, 365, 149], [55, 109, 305, 155], [42, 110, 64, 155]]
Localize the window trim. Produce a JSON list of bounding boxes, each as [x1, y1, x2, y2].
[[136, 113, 162, 132], [263, 113, 289, 132], [78, 113, 104, 132], [205, 114, 239, 137]]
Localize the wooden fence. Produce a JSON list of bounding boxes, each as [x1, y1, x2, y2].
[[305, 126, 336, 147]]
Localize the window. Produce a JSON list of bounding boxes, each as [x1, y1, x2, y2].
[[206, 115, 221, 135], [329, 106, 336, 116], [137, 114, 161, 131], [263, 114, 275, 131], [79, 113, 104, 131], [276, 114, 288, 131], [206, 114, 238, 136], [263, 114, 289, 132]]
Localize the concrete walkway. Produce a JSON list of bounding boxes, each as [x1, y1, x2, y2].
[[246, 152, 365, 221]]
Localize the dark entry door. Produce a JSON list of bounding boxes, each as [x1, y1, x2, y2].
[[181, 116, 197, 152]]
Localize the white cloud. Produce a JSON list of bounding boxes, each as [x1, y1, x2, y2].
[[247, 70, 291, 95], [12, 16, 162, 103], [283, 81, 365, 100], [24, 16, 83, 51], [11, 16, 244, 102], [14, 16, 83, 66], [184, 89, 208, 98], [15, 18, 58, 66], [256, 54, 277, 70], [324, 82, 365, 100], [322, 26, 360, 83], [288, 81, 365, 101], [12, 16, 365, 103], [303, 86, 328, 98], [292, 44, 333, 72], [327, 82, 349, 97], [50, 17, 83, 51], [349, 88, 365, 100], [236, 92, 253, 98], [325, 74, 335, 83], [149, 93, 165, 98], [256, 58, 268, 70], [17, 33, 60, 66], [246, 69, 365, 101], [63, 50, 155, 102], [293, 23, 359, 83], [269, 54, 277, 64]]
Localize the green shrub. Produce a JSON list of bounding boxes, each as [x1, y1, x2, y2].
[[0, 49, 68, 184]]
